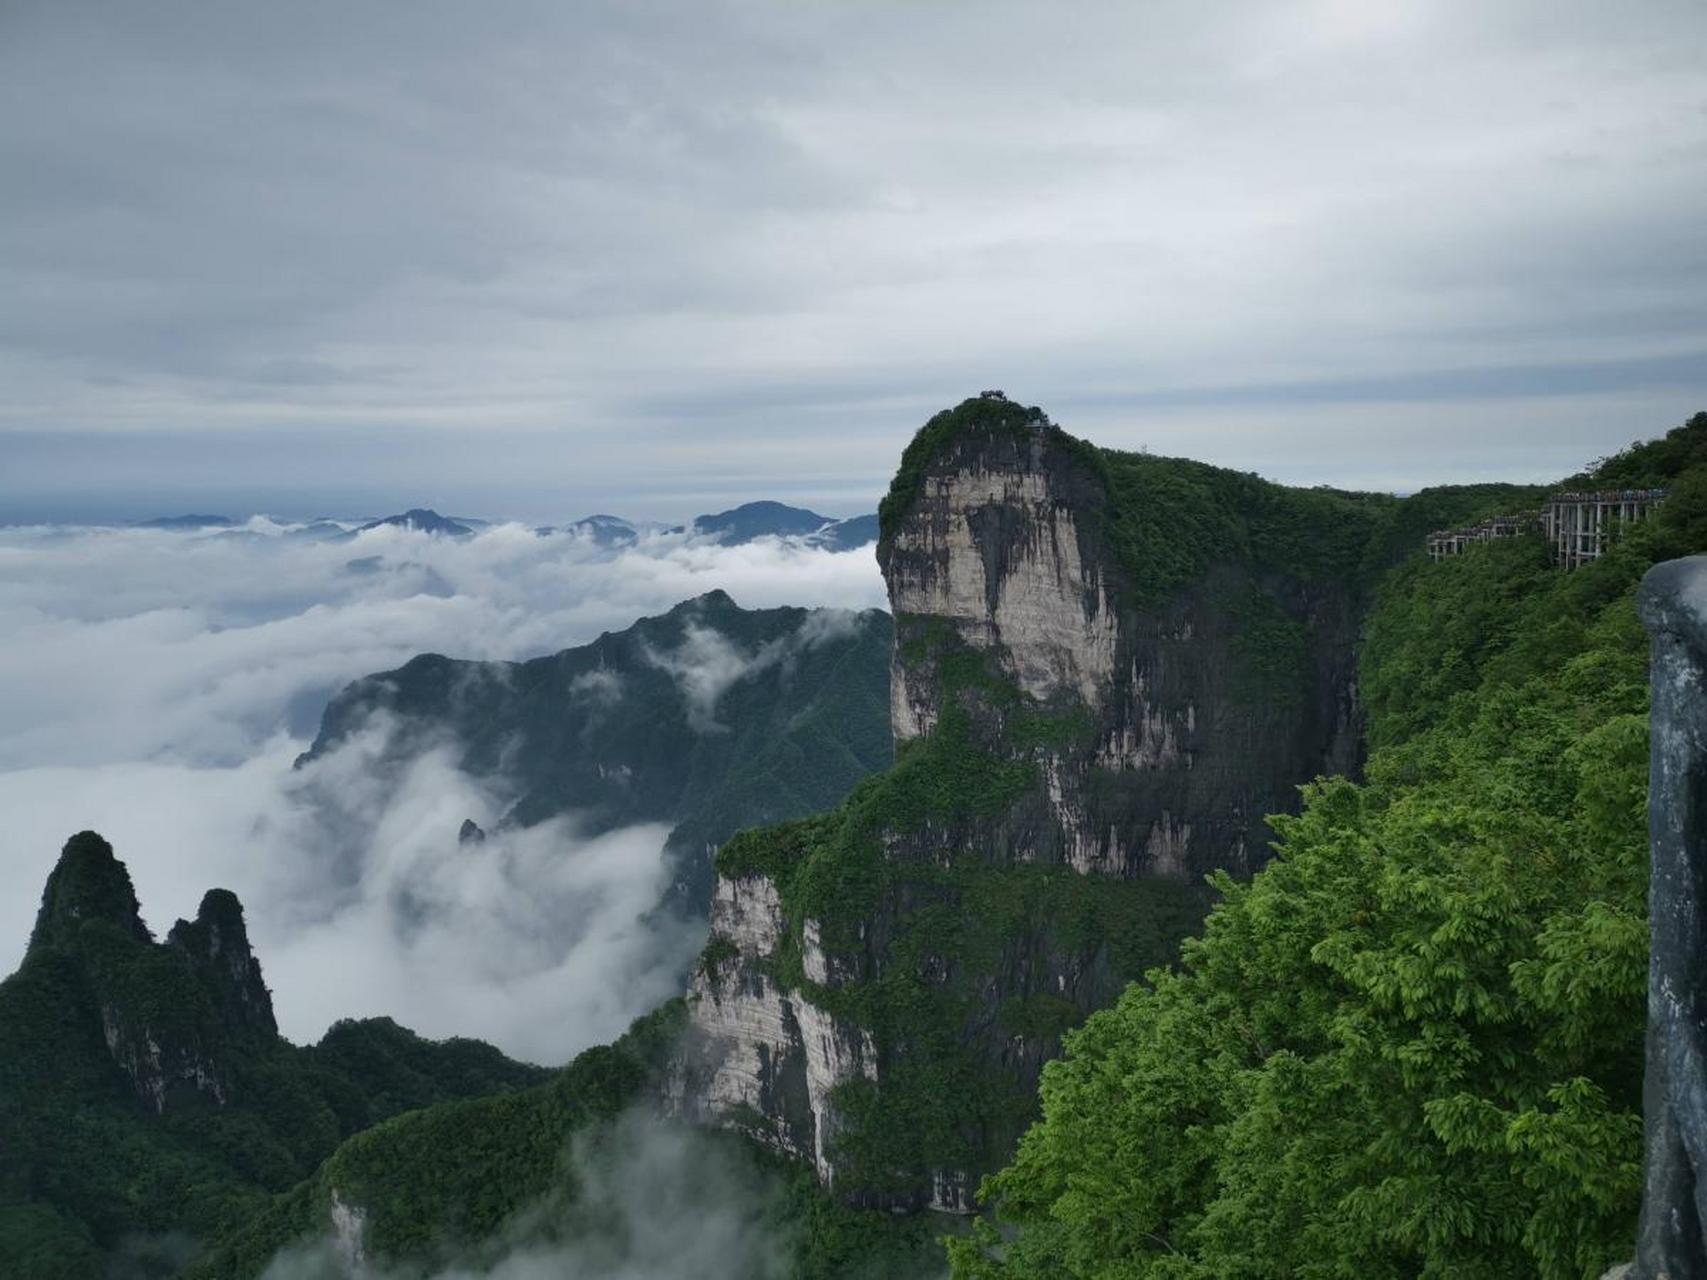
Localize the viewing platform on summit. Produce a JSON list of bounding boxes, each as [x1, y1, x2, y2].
[[1426, 488, 1667, 569]]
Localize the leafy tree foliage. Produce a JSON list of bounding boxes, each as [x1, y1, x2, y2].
[[190, 1001, 954, 1279], [0, 838, 549, 1278], [950, 415, 1707, 1280]]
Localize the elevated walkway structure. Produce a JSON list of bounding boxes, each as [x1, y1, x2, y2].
[[1540, 489, 1667, 570], [1426, 488, 1665, 569]]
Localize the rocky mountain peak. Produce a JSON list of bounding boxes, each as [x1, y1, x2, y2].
[[28, 830, 151, 954], [18, 833, 247, 1111], [167, 887, 277, 1038], [877, 394, 1112, 743], [676, 587, 739, 614], [680, 397, 1372, 1206]]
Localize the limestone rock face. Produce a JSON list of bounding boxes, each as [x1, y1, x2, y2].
[[96, 998, 228, 1113], [1634, 556, 1707, 1279], [884, 456, 1118, 727], [878, 395, 1363, 883], [678, 395, 1369, 1205], [673, 874, 878, 1182]]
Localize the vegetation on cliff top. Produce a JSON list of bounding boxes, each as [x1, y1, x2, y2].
[[878, 393, 1545, 607], [877, 393, 1061, 545], [716, 621, 1213, 1198], [949, 414, 1707, 1280]]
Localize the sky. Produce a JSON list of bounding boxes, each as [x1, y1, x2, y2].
[[2, 0, 1705, 523], [0, 519, 887, 1063]]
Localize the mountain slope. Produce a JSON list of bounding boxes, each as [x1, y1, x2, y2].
[[300, 591, 894, 907], [690, 501, 880, 548], [674, 393, 1558, 1210], [353, 508, 475, 537], [0, 833, 548, 1276], [948, 411, 1707, 1280], [177, 394, 1594, 1276]]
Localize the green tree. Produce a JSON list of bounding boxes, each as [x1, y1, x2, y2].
[[951, 414, 1707, 1280]]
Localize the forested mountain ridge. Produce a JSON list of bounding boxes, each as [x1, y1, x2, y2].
[[674, 393, 1545, 1211], [300, 591, 894, 909], [948, 410, 1707, 1280], [0, 833, 548, 1276]]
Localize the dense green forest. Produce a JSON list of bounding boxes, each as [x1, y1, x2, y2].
[[187, 1000, 952, 1279], [948, 413, 1707, 1280], [0, 835, 550, 1277], [300, 591, 894, 908]]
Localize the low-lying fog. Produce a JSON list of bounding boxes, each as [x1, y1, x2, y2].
[[0, 516, 885, 1063]]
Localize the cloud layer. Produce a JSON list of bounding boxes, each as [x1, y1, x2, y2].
[[0, 521, 885, 1061], [2, 0, 1704, 519], [260, 1112, 830, 1280]]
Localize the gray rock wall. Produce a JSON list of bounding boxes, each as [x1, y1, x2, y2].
[[678, 398, 1370, 1201], [878, 405, 1363, 882], [1635, 555, 1707, 1278]]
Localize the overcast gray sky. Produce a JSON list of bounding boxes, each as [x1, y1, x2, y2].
[[2, 0, 1704, 522]]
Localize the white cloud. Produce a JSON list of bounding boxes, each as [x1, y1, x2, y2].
[[643, 624, 759, 734], [643, 604, 874, 733], [0, 522, 884, 768], [0, 523, 885, 1062], [259, 1112, 818, 1280], [0, 0, 1702, 511]]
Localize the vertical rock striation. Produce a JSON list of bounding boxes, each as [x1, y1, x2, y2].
[[1634, 555, 1707, 1278], [879, 395, 1362, 881], [678, 394, 1374, 1206], [682, 873, 879, 1180]]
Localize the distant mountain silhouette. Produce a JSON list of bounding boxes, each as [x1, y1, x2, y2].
[[690, 501, 878, 547], [300, 590, 892, 908], [562, 513, 640, 546], [354, 508, 475, 537], [136, 514, 235, 529]]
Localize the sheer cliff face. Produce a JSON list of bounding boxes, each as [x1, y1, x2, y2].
[[880, 408, 1362, 881], [883, 440, 1117, 736], [681, 873, 878, 1181], [678, 396, 1367, 1208]]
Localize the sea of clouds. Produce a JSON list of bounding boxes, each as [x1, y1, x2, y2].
[[0, 517, 885, 1064]]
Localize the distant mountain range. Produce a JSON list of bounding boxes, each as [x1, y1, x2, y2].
[[135, 513, 237, 529], [541, 501, 879, 548], [353, 507, 478, 537], [555, 512, 642, 545], [686, 501, 879, 549], [131, 501, 881, 549], [299, 589, 893, 908]]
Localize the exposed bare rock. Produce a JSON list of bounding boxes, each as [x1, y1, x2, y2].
[[677, 394, 1372, 1205], [1633, 555, 1707, 1278]]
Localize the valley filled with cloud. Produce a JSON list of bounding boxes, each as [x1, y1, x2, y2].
[[0, 517, 885, 1063]]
